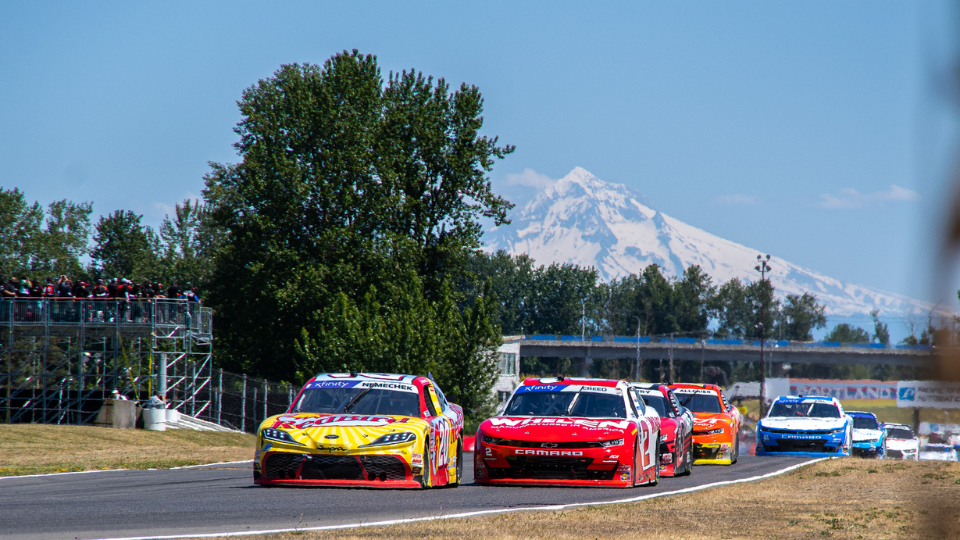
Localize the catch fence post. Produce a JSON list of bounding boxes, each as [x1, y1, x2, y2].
[[241, 374, 247, 433], [263, 379, 267, 421], [217, 368, 222, 426], [288, 384, 293, 411]]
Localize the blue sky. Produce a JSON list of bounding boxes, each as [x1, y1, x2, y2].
[[2, 2, 959, 312]]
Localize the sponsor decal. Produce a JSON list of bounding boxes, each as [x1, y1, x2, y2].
[[617, 464, 631, 472], [672, 388, 719, 396], [488, 417, 630, 430], [608, 455, 619, 459], [306, 381, 359, 389], [633, 388, 662, 396], [475, 467, 484, 477], [694, 418, 727, 428], [619, 472, 631, 481], [515, 384, 617, 394], [316, 446, 348, 452], [412, 453, 424, 465], [515, 449, 584, 457], [271, 414, 414, 429], [357, 381, 417, 393]]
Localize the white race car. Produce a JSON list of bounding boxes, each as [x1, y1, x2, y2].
[[882, 423, 919, 460], [919, 443, 958, 462]]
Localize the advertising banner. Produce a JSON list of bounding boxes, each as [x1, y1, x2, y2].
[[896, 381, 960, 409], [788, 379, 897, 401]]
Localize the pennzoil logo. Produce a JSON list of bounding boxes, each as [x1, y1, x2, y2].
[[515, 449, 583, 457]]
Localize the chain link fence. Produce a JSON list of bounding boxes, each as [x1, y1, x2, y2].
[[193, 369, 297, 433]]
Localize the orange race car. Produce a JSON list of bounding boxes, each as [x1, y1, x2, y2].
[[668, 383, 742, 465]]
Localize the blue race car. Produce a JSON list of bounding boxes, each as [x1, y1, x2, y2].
[[756, 396, 852, 457], [848, 411, 885, 459]]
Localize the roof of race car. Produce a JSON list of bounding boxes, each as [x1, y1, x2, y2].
[[884, 423, 912, 430], [847, 411, 878, 418], [771, 395, 840, 404], [520, 377, 622, 388], [669, 383, 721, 391], [305, 373, 425, 393], [631, 383, 670, 395]]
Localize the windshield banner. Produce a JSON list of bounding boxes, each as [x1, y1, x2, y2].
[[515, 384, 618, 394]]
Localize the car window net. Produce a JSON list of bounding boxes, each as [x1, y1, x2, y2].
[[641, 395, 672, 418], [293, 388, 420, 417], [674, 393, 722, 414]]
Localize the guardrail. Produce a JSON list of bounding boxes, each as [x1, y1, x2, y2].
[[0, 298, 212, 337], [521, 334, 933, 351]]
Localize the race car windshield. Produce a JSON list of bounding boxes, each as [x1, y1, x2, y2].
[[640, 395, 673, 418], [853, 417, 879, 430], [674, 393, 722, 414], [505, 391, 627, 418], [768, 401, 841, 418], [293, 388, 420, 417], [886, 427, 914, 439]]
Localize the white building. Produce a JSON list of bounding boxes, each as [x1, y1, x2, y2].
[[493, 338, 521, 404]]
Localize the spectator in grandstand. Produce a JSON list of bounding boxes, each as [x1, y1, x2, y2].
[[185, 289, 200, 303], [57, 275, 72, 297], [2, 278, 17, 299], [43, 278, 57, 297], [107, 278, 119, 298], [93, 279, 107, 298], [153, 283, 166, 298], [167, 281, 181, 299], [72, 281, 90, 298], [17, 278, 32, 297]]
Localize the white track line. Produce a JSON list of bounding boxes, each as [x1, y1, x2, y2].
[[0, 460, 253, 480], [86, 458, 828, 540]]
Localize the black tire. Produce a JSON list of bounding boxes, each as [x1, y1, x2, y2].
[[450, 438, 464, 487], [649, 432, 660, 486], [678, 437, 693, 476], [731, 433, 740, 464], [419, 441, 432, 489]]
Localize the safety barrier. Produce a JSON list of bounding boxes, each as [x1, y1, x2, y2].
[[523, 334, 931, 350]]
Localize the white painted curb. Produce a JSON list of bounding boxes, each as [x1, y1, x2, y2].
[[0, 460, 253, 481], [86, 458, 828, 540]]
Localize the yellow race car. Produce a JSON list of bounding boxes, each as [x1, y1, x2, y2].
[[254, 373, 464, 488]]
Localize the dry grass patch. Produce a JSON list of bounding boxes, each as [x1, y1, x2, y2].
[[0, 424, 255, 475], [219, 459, 958, 540]]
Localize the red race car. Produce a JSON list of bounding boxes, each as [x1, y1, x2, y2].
[[668, 383, 742, 465], [475, 377, 661, 487], [633, 383, 694, 477]]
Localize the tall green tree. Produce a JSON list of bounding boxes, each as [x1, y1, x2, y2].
[[91, 210, 159, 279], [158, 200, 221, 290], [778, 293, 827, 341], [36, 199, 93, 277], [871, 309, 890, 345], [824, 323, 871, 344], [0, 188, 43, 278], [203, 51, 512, 415]]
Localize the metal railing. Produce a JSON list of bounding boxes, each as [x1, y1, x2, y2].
[[0, 298, 211, 336]]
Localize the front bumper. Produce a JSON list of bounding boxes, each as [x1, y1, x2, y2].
[[755, 431, 849, 457], [885, 448, 919, 460], [852, 441, 884, 459], [692, 432, 735, 465], [254, 450, 422, 488], [474, 442, 634, 487]]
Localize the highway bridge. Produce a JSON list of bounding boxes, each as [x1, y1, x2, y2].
[[512, 336, 936, 376]]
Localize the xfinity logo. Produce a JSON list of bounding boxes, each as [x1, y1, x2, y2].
[[516, 449, 583, 456]]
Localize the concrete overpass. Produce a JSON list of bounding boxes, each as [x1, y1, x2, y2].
[[513, 337, 936, 376]]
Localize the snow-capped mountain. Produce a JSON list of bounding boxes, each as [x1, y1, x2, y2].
[[485, 167, 938, 317]]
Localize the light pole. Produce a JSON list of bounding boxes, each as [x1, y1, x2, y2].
[[755, 254, 772, 417]]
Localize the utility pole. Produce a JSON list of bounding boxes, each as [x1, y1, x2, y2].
[[755, 254, 772, 417]]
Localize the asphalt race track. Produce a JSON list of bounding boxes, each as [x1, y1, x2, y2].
[[0, 454, 817, 540]]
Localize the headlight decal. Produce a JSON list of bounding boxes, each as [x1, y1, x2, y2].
[[261, 428, 304, 446], [360, 431, 417, 447]]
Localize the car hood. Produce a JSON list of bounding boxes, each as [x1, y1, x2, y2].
[[886, 438, 919, 451], [852, 428, 883, 442], [692, 413, 734, 430], [759, 417, 846, 432], [259, 412, 429, 448], [479, 416, 636, 442]]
